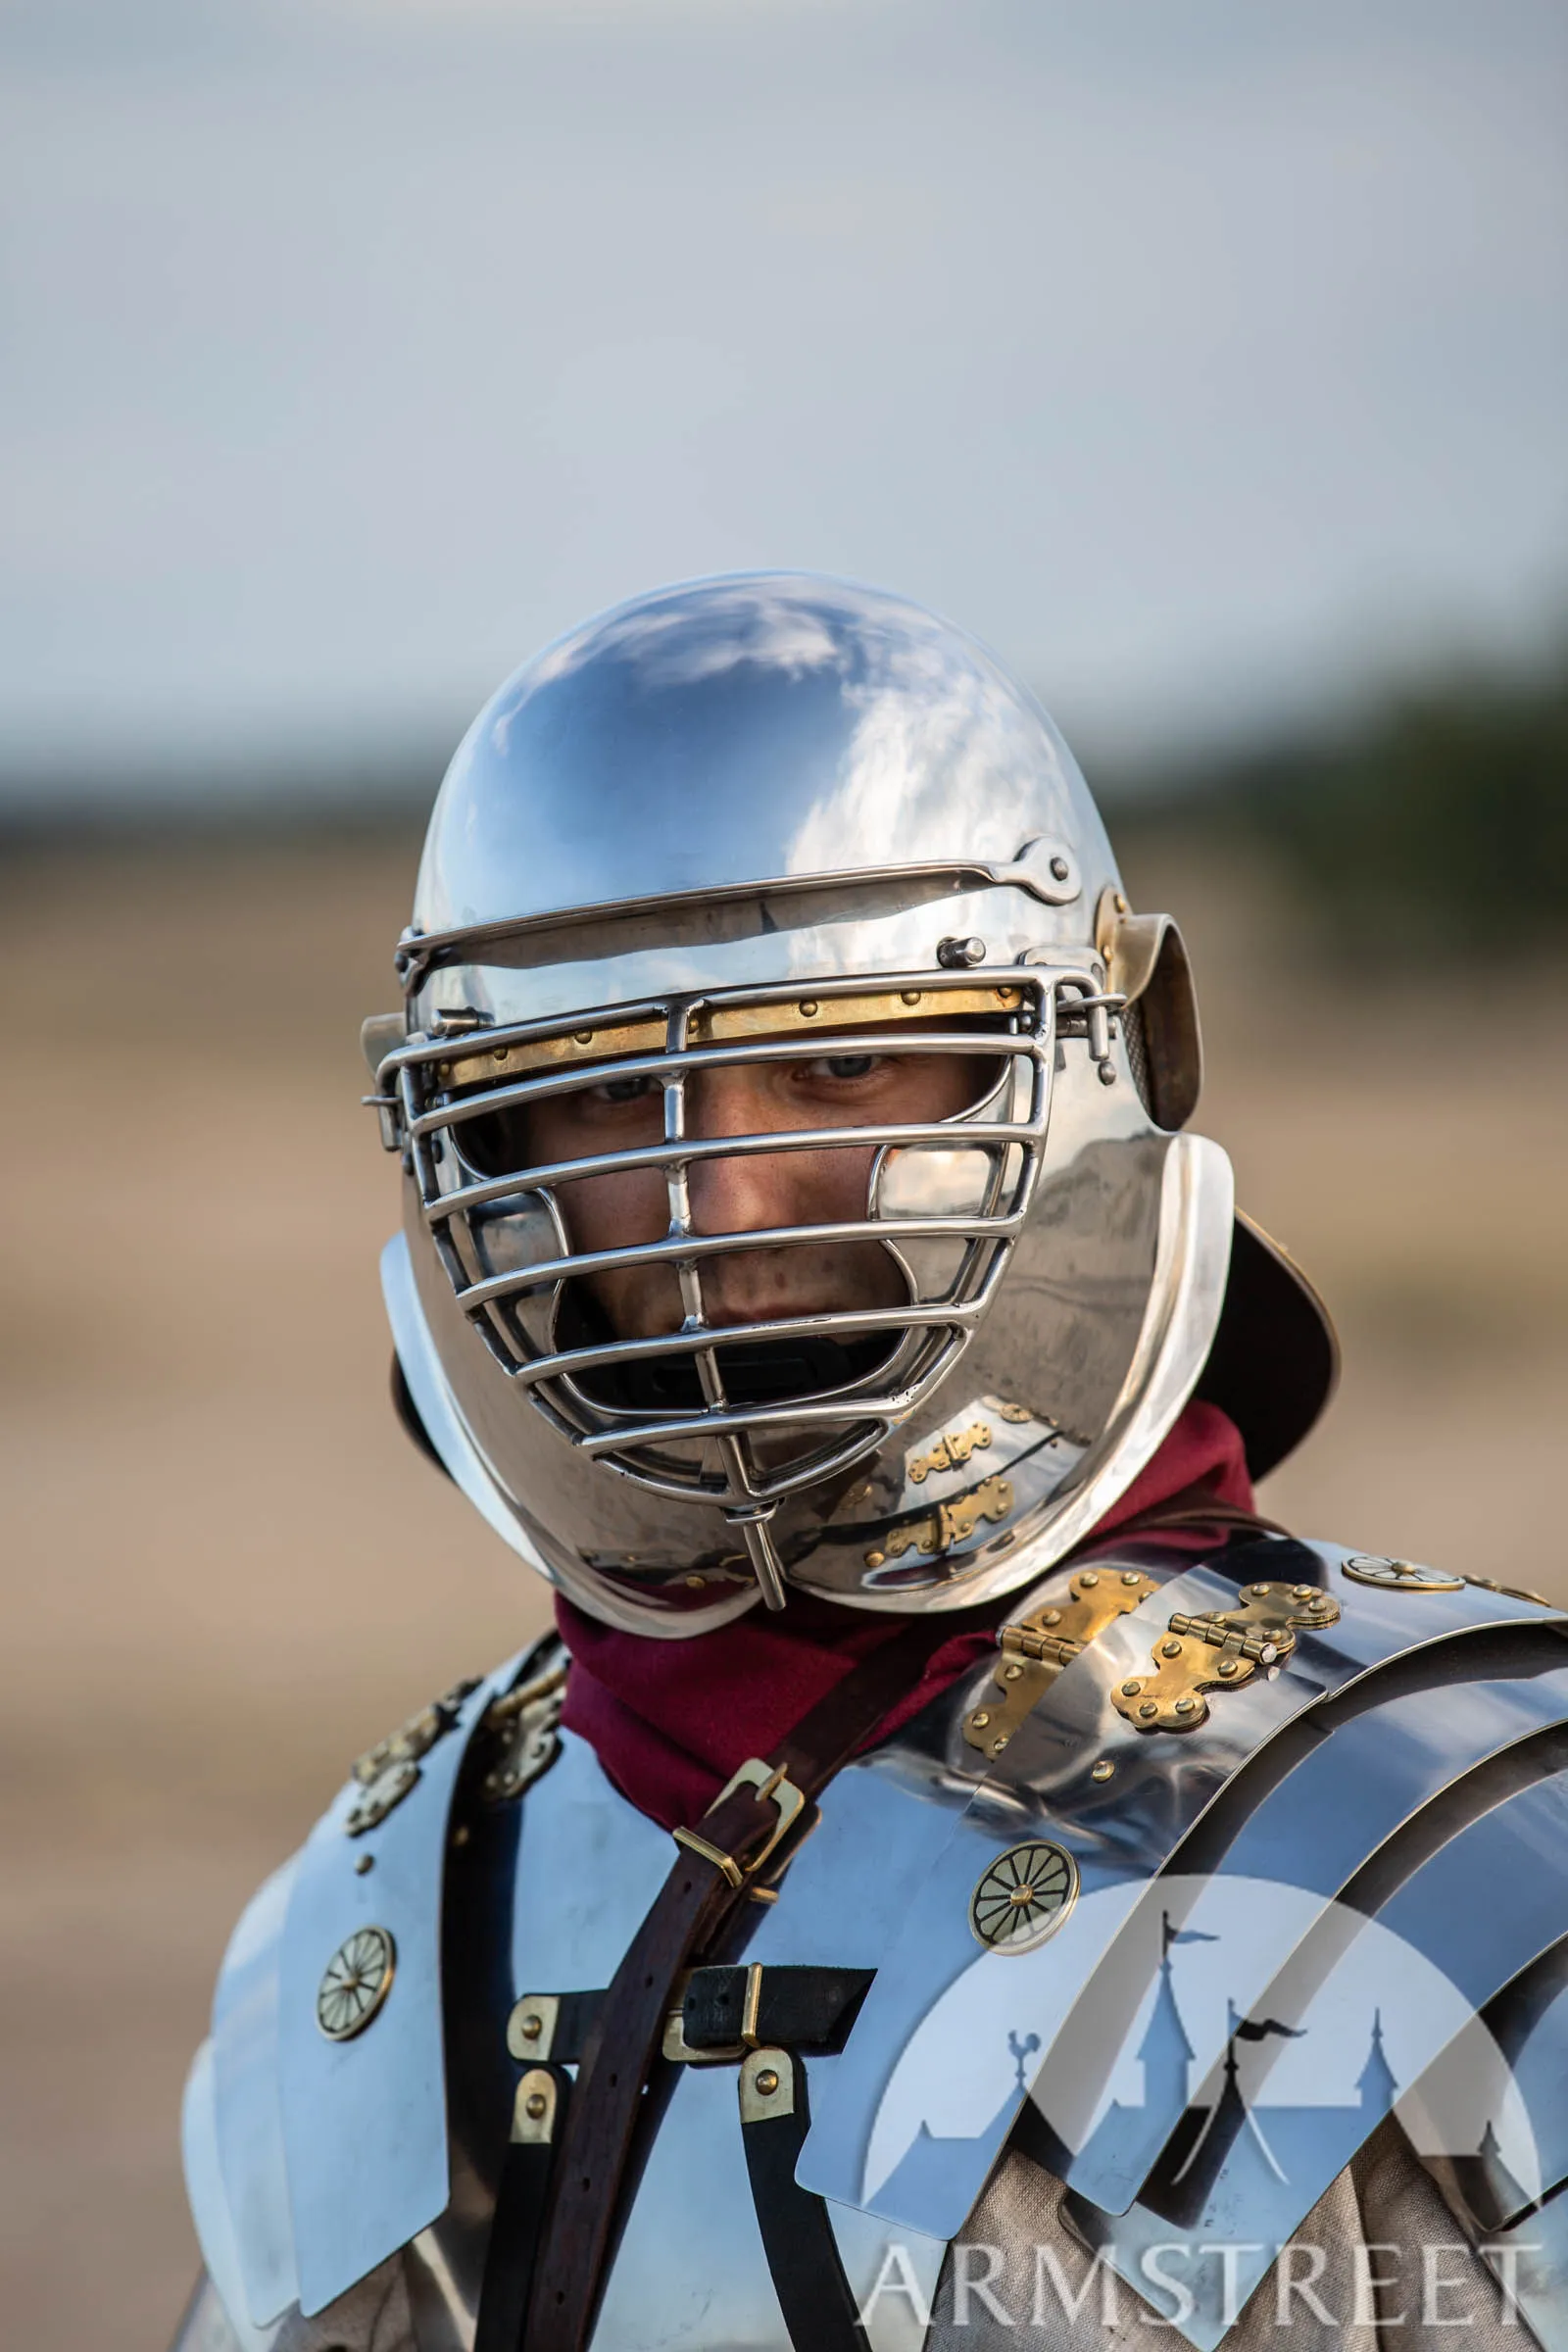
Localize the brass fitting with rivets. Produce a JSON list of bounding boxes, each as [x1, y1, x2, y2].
[[962, 1566, 1159, 1759], [477, 1653, 568, 1805], [507, 1992, 562, 2062], [344, 1676, 482, 1837], [908, 1421, 995, 1485], [1111, 1581, 1341, 1734], [512, 2068, 559, 2145], [739, 2046, 796, 2122], [864, 1474, 1014, 1572]]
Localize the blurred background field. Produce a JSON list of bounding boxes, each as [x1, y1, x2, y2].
[[3, 1, 1566, 2345]]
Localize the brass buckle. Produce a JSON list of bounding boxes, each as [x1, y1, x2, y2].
[[671, 1757, 807, 1886], [662, 1968, 741, 2063], [661, 1961, 767, 2065]]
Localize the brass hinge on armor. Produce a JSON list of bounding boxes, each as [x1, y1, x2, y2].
[[671, 1756, 808, 1889], [344, 1675, 482, 1835], [1111, 1579, 1341, 1733], [908, 1419, 994, 1483], [964, 1567, 1160, 1759], [476, 1655, 568, 1805], [864, 1474, 1015, 1571], [342, 1646, 565, 1838]]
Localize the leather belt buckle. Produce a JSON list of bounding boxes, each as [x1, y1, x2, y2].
[[671, 1756, 808, 1887]]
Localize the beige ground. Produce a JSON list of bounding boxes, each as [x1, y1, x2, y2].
[[1, 828, 1564, 2348]]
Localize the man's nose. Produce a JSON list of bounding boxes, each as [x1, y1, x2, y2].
[[684, 1067, 797, 1236]]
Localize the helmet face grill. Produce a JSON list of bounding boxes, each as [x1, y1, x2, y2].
[[385, 970, 1103, 1535]]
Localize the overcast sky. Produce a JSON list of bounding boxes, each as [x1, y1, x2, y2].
[[3, 0, 1566, 804]]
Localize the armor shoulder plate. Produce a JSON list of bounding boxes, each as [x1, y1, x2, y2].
[[799, 1534, 1568, 2349], [183, 1639, 564, 2333]]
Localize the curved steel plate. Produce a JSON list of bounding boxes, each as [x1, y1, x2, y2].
[[797, 1545, 1565, 2242]]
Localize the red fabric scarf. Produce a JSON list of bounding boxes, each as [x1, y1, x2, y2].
[[557, 1399, 1253, 1832]]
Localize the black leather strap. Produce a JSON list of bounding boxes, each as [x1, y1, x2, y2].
[[685, 1963, 873, 2053], [513, 1964, 874, 2065], [474, 2065, 571, 2352], [738, 2048, 868, 2352]]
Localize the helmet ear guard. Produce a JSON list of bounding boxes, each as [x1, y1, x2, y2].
[[1089, 891, 1335, 1469], [1095, 888, 1201, 1132]]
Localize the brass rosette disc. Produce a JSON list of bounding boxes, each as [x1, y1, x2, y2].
[[969, 1838, 1079, 1953], [316, 1925, 397, 2040], [1341, 1554, 1462, 1593]]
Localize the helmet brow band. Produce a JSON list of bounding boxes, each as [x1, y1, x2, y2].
[[429, 984, 1023, 1090]]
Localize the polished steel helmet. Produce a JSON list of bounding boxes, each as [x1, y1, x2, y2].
[[366, 573, 1335, 1635]]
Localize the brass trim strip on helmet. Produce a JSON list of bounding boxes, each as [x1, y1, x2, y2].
[[425, 984, 1023, 1091]]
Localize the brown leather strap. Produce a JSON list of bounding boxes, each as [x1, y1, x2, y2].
[[1076, 1485, 1292, 1548], [521, 1617, 958, 2352]]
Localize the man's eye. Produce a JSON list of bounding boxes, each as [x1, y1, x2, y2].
[[808, 1054, 884, 1082], [588, 1073, 658, 1105]]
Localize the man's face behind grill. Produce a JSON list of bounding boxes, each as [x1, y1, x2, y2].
[[490, 1020, 1002, 1340]]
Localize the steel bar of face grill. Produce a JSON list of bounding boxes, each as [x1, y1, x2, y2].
[[657, 999, 790, 1602], [611, 1440, 906, 1512], [547, 1310, 965, 1405], [403, 1028, 1042, 1137], [448, 1214, 1026, 1317], [502, 1298, 989, 1390], [393, 1004, 1102, 1091], [536, 1438, 905, 1514], [421, 1121, 1039, 1225], [555, 1331, 956, 1432], [570, 1390, 932, 1458], [660, 1002, 708, 1335], [659, 1001, 759, 1553], [415, 988, 1043, 1089], [527, 1303, 956, 1401], [733, 1515, 789, 1610]]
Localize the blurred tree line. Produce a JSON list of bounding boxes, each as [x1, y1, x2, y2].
[[1116, 641, 1568, 961], [4, 641, 1564, 968]]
